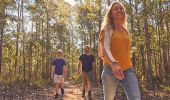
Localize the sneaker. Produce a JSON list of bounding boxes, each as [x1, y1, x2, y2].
[[82, 90, 85, 97], [88, 91, 92, 99], [61, 88, 64, 95], [55, 93, 59, 98]]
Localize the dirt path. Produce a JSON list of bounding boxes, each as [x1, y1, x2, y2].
[[1, 81, 170, 100], [0, 81, 104, 100], [24, 81, 104, 100], [58, 81, 103, 100]]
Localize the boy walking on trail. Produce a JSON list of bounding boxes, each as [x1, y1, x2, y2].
[[77, 45, 96, 99], [51, 49, 67, 98]]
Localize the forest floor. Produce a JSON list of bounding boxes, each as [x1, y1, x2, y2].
[[0, 80, 170, 100]]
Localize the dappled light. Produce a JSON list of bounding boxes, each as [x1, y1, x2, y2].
[[0, 0, 169, 99]]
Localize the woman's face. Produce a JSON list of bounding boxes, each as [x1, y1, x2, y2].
[[111, 3, 125, 21]]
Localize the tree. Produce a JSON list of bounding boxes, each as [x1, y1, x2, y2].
[[0, 3, 5, 74], [0, 0, 15, 74]]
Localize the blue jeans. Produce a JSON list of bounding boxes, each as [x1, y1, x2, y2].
[[101, 64, 141, 100]]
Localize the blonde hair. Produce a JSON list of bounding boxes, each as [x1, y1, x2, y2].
[[101, 2, 127, 31]]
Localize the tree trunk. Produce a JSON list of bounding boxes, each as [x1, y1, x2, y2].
[[165, 18, 170, 74], [41, 19, 45, 78], [143, 0, 153, 89], [0, 9, 4, 74], [0, 0, 6, 75], [98, 0, 102, 84], [163, 2, 170, 83], [140, 45, 145, 81], [46, 10, 50, 78], [21, 0, 26, 81], [153, 49, 158, 76], [129, 0, 136, 69], [71, 30, 74, 75], [28, 19, 33, 86], [157, 1, 166, 82], [14, 0, 21, 75], [0, 31, 2, 74], [129, 0, 134, 32]]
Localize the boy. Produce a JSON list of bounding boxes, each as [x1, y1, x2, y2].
[[51, 49, 67, 98]]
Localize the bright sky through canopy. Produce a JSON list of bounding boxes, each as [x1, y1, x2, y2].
[[65, 0, 75, 5]]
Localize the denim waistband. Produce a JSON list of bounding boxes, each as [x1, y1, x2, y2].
[[103, 64, 134, 75]]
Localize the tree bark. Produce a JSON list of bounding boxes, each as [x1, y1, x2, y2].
[[143, 0, 153, 89], [0, 24, 4, 74], [98, 0, 102, 84], [46, 8, 50, 78], [14, 0, 21, 75], [0, 6, 5, 73], [20, 0, 26, 81]]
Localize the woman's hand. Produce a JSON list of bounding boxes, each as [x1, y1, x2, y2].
[[111, 62, 124, 80]]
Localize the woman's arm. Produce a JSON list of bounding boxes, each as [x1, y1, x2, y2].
[[103, 30, 117, 63], [99, 30, 124, 80], [99, 30, 116, 66]]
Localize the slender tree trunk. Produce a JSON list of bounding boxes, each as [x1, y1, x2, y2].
[[143, 0, 153, 89], [153, 49, 158, 76], [66, 32, 70, 77], [165, 19, 170, 74], [46, 10, 50, 78], [28, 19, 33, 86], [0, 10, 4, 74], [163, 2, 170, 83], [134, 0, 142, 77], [0, 28, 3, 74], [33, 20, 37, 79], [140, 45, 145, 81], [28, 42, 33, 83], [165, 11, 170, 74], [98, 0, 102, 84], [129, 0, 134, 32], [135, 0, 141, 34], [71, 30, 74, 75], [163, 46, 168, 77], [0, 2, 5, 74], [129, 0, 136, 70], [0, 0, 6, 75], [14, 0, 21, 75], [157, 1, 166, 82], [42, 20, 45, 78], [21, 0, 26, 81]]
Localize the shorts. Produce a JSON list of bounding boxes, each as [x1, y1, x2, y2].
[[53, 74, 64, 84], [82, 71, 93, 82]]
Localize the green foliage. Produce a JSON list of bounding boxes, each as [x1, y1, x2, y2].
[[71, 72, 81, 83], [163, 86, 170, 92], [30, 78, 51, 89]]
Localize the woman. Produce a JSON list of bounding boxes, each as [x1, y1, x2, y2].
[[99, 2, 141, 100]]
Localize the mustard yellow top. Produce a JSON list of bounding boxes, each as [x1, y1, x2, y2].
[[99, 30, 132, 70]]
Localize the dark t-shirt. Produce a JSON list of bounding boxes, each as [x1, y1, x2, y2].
[[79, 54, 94, 72], [52, 58, 66, 75]]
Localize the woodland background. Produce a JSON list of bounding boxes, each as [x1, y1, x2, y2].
[[0, 0, 169, 99]]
